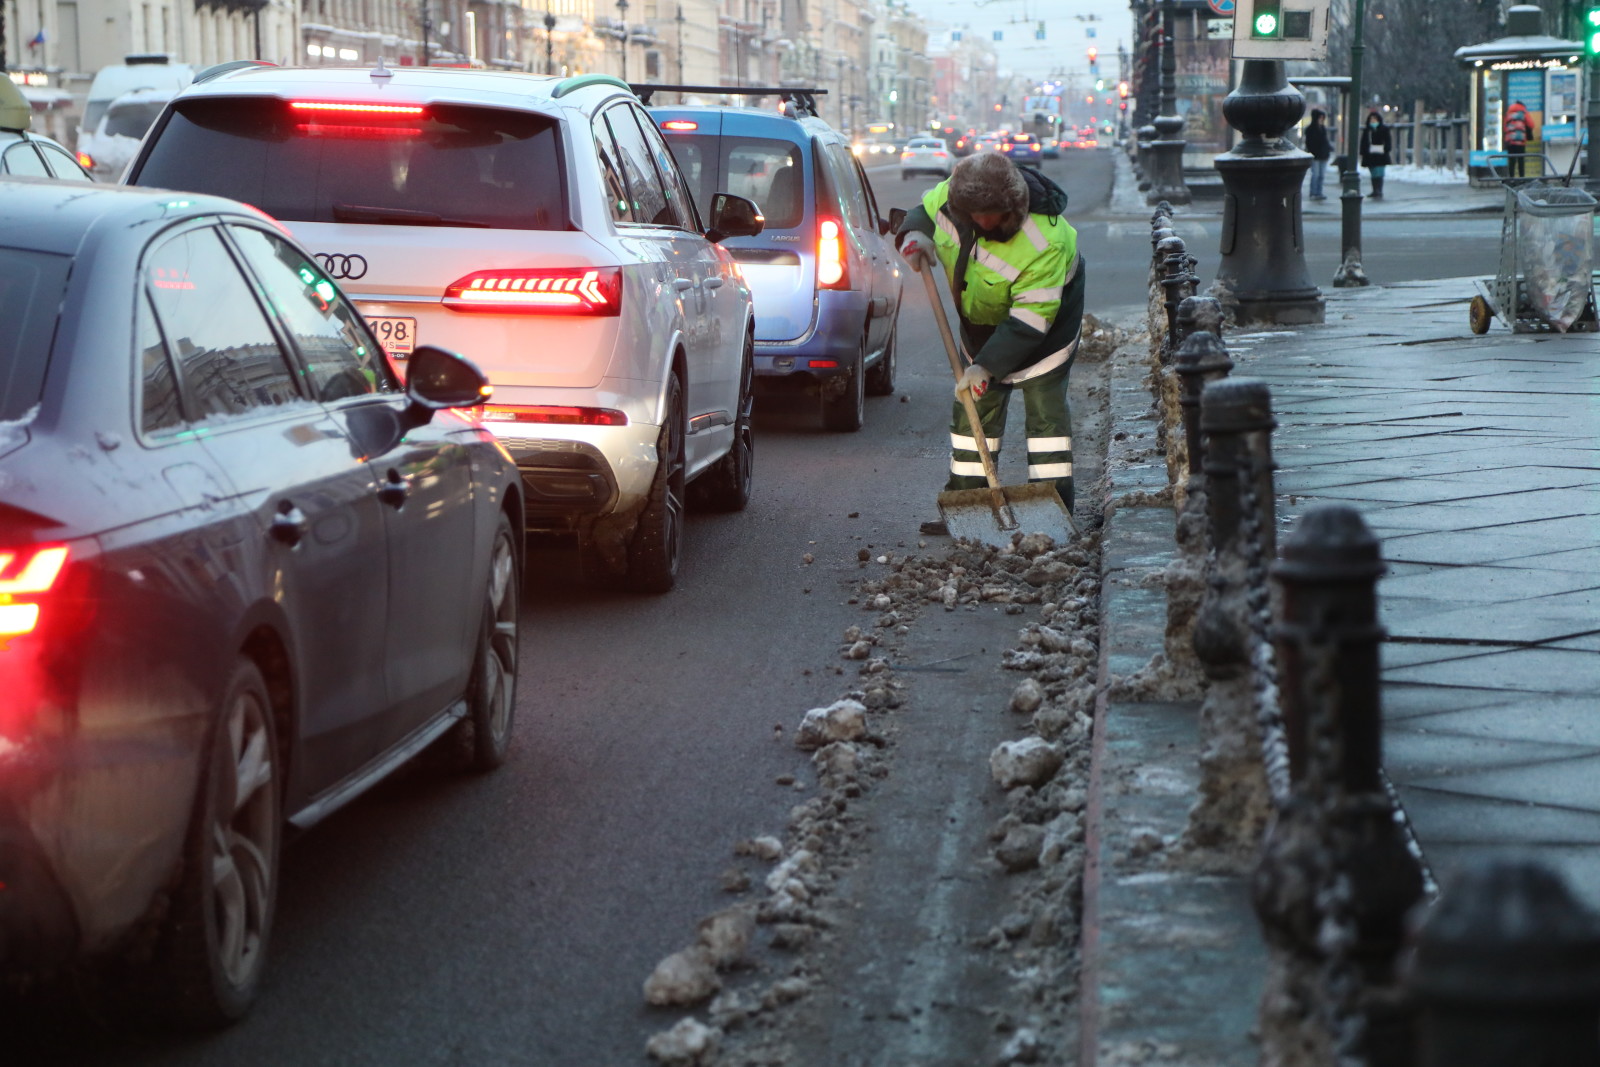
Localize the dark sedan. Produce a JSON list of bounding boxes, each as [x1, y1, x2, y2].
[[0, 179, 523, 1025]]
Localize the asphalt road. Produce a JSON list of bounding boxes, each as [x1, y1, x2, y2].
[[9, 148, 1501, 1065]]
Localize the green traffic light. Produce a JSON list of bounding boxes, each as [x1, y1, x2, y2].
[[1591, 29, 1600, 55], [1254, 11, 1279, 36], [1588, 6, 1600, 25]]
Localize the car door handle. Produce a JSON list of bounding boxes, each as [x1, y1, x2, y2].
[[673, 278, 696, 292], [270, 504, 309, 547], [378, 470, 408, 509], [702, 277, 724, 290]]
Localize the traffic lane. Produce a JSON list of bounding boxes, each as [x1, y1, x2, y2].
[[1073, 214, 1505, 325], [12, 259, 964, 1063]]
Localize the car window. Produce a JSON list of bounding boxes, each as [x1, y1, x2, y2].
[[135, 97, 566, 231], [627, 106, 698, 230], [662, 133, 805, 230], [603, 104, 672, 226], [137, 292, 184, 436], [37, 141, 92, 182], [228, 225, 395, 403], [824, 144, 871, 232], [103, 99, 167, 139], [0, 246, 70, 423], [592, 112, 634, 223], [851, 154, 881, 228], [3, 142, 49, 177], [145, 226, 306, 421]]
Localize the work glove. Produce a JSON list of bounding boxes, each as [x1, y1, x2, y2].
[[955, 362, 992, 400], [899, 231, 933, 272]]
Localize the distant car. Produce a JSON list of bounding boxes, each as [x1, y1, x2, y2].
[[952, 131, 976, 157], [0, 79, 93, 181], [129, 66, 763, 592], [1041, 137, 1060, 160], [1000, 132, 1043, 168], [75, 86, 177, 181], [77, 52, 193, 149], [0, 178, 521, 1025], [899, 136, 952, 180], [975, 133, 1003, 154], [650, 97, 905, 430]]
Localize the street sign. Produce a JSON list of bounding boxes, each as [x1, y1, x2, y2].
[[1207, 18, 1234, 39], [1232, 0, 1329, 61], [1207, 0, 1235, 13]]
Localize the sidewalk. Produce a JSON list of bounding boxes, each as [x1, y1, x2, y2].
[[1082, 276, 1600, 1062], [1107, 148, 1504, 219]]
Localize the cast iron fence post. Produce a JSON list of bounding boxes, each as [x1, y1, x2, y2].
[[1408, 860, 1600, 1067]]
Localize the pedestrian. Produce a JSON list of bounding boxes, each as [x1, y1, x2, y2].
[[1359, 111, 1392, 199], [1305, 108, 1332, 200], [1503, 100, 1534, 178], [895, 152, 1086, 536]]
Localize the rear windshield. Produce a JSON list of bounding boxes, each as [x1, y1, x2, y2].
[[135, 97, 567, 230], [0, 247, 70, 423], [662, 134, 805, 230], [104, 100, 168, 139]]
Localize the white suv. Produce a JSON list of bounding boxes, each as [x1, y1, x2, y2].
[[127, 65, 762, 593]]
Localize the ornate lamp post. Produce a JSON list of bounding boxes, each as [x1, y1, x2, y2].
[[1213, 60, 1325, 325], [544, 11, 556, 76], [617, 0, 630, 81], [1333, 0, 1369, 287], [1147, 0, 1192, 205]]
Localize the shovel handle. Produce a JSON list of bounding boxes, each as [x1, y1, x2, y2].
[[921, 266, 1005, 497]]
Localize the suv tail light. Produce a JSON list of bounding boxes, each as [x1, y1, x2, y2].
[[817, 217, 849, 290], [0, 545, 69, 640], [443, 267, 623, 315], [478, 405, 629, 427], [76, 151, 94, 170]]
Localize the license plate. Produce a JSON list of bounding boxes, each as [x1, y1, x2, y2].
[[366, 316, 417, 359]]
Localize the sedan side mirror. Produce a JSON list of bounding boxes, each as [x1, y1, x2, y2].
[[705, 192, 765, 243], [886, 207, 908, 235], [402, 345, 492, 431]]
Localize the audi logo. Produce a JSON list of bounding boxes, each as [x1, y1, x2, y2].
[[315, 253, 368, 280]]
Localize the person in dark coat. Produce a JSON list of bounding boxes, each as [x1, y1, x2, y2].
[[1304, 108, 1332, 200], [1359, 111, 1392, 199]]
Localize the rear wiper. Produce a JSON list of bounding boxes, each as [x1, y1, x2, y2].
[[332, 202, 490, 228]]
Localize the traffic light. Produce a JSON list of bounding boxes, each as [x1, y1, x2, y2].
[[1250, 0, 1282, 40], [1587, 6, 1600, 59], [1087, 46, 1098, 64], [1117, 81, 1130, 99]]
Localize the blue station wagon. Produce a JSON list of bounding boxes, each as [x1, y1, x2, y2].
[[646, 91, 903, 432]]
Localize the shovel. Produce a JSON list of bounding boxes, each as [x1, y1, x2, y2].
[[920, 264, 1076, 547]]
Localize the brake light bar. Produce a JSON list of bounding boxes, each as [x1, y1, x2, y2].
[[478, 405, 628, 426], [443, 267, 623, 315], [817, 216, 848, 290], [0, 544, 69, 638], [661, 120, 698, 131], [289, 101, 426, 116]]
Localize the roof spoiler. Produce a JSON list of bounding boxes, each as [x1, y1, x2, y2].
[[630, 84, 827, 117], [194, 59, 275, 84]]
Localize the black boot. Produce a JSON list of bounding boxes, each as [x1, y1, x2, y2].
[[1372, 175, 1384, 199]]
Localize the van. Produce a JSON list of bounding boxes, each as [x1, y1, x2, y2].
[[78, 54, 193, 147], [76, 86, 179, 180]]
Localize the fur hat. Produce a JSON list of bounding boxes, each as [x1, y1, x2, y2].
[[947, 152, 1029, 224]]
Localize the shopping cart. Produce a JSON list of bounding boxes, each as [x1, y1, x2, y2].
[[1469, 152, 1599, 335]]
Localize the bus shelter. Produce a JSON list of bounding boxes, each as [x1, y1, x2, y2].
[[1455, 5, 1586, 185]]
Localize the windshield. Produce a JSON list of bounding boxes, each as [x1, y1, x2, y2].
[[104, 100, 168, 139], [0, 247, 70, 423], [664, 134, 805, 230], [135, 97, 567, 231]]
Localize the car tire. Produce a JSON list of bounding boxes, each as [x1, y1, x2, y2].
[[624, 373, 687, 593], [692, 334, 754, 512], [821, 336, 866, 433], [460, 511, 519, 771], [865, 324, 897, 397], [154, 658, 280, 1028]]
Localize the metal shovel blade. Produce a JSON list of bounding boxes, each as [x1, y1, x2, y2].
[[936, 482, 1071, 548]]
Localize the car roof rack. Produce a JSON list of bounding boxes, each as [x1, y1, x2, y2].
[[630, 84, 827, 117]]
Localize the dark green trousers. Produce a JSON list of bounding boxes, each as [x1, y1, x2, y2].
[[946, 360, 1074, 511]]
